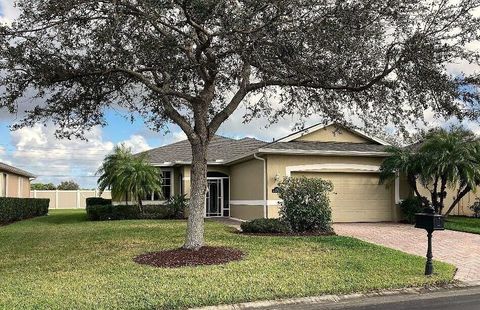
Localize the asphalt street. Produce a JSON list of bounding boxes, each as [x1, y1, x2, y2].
[[246, 286, 480, 310]]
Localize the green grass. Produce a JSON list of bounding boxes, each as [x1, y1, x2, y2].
[[0, 210, 455, 310], [445, 216, 480, 234]]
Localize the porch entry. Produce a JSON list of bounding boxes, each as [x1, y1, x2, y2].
[[205, 172, 230, 217]]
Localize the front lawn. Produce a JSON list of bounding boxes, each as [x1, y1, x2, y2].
[[0, 210, 455, 309], [445, 216, 480, 234]]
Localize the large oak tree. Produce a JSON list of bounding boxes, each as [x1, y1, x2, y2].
[[1, 0, 480, 249]]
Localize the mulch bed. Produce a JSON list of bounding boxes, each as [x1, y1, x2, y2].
[[239, 231, 336, 237], [133, 246, 245, 268]]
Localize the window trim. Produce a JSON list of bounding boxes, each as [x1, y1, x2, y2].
[[143, 168, 174, 203]]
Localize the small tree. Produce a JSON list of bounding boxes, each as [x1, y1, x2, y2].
[[31, 183, 56, 190], [57, 180, 80, 190], [97, 145, 162, 211], [380, 127, 480, 216], [277, 176, 333, 233]]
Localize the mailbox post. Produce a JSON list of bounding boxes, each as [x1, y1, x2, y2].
[[415, 206, 444, 276]]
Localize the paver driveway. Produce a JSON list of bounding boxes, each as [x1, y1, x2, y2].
[[334, 223, 480, 284]]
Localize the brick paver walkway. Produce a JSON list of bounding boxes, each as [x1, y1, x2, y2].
[[334, 223, 480, 283]]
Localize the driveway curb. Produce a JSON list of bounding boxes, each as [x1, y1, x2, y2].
[[191, 282, 479, 310]]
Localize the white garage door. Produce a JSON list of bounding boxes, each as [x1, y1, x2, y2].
[[291, 172, 393, 222]]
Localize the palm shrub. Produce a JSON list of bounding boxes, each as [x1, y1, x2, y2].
[[97, 144, 162, 212], [380, 126, 480, 216], [277, 176, 333, 233]]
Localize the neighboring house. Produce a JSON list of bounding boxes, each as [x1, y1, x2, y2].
[[139, 122, 411, 222], [0, 162, 36, 198]]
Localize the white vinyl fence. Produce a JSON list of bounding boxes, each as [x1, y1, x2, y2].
[[30, 190, 112, 209]]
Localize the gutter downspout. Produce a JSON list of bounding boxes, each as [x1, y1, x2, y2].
[[253, 153, 268, 218]]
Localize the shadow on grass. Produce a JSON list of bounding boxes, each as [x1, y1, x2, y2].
[[34, 210, 88, 225]]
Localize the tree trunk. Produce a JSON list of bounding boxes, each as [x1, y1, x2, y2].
[[444, 185, 472, 217], [137, 194, 143, 214], [408, 174, 429, 208], [183, 142, 208, 250]]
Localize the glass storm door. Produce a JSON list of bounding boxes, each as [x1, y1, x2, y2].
[[206, 179, 222, 217]]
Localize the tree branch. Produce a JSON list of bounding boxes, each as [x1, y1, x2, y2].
[[208, 63, 251, 135]]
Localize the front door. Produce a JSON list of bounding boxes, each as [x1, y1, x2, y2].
[[206, 179, 223, 217]]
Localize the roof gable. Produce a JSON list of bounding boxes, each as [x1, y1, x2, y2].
[[0, 162, 36, 178], [277, 123, 389, 145]]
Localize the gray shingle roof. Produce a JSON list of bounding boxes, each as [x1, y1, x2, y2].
[[139, 135, 268, 164], [139, 134, 391, 165], [0, 162, 36, 178], [263, 141, 389, 153]]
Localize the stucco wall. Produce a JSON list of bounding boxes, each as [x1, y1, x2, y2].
[[229, 159, 263, 200], [0, 172, 31, 198], [294, 124, 371, 143], [231, 204, 264, 220]]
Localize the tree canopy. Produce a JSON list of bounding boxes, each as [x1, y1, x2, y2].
[[1, 0, 479, 138], [57, 180, 81, 190]]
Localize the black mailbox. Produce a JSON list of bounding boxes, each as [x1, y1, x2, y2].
[[415, 213, 445, 231], [414, 207, 444, 276]]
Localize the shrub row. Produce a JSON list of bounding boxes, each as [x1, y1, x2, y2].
[[240, 218, 291, 234], [86, 195, 187, 221], [0, 197, 49, 224], [86, 197, 112, 207]]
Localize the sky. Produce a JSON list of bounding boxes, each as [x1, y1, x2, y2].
[[0, 1, 479, 188]]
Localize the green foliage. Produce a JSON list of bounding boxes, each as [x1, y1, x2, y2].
[[97, 144, 162, 207], [85, 197, 112, 207], [399, 197, 424, 224], [0, 197, 49, 224], [31, 183, 56, 190], [469, 199, 480, 218], [0, 210, 455, 309], [164, 195, 188, 219], [57, 180, 80, 190], [240, 218, 291, 234], [277, 176, 334, 233], [86, 204, 172, 221], [381, 126, 480, 215]]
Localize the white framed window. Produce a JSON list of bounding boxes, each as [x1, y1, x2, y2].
[[143, 168, 173, 201]]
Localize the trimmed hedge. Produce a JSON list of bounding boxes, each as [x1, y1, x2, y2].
[[241, 218, 291, 234], [86, 197, 112, 207], [0, 197, 50, 224], [86, 204, 180, 221]]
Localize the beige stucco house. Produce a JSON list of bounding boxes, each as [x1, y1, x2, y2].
[[140, 123, 411, 222], [0, 162, 35, 198]]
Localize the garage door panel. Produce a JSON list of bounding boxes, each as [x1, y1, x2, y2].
[[292, 171, 393, 222]]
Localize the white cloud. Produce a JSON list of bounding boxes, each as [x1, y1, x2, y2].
[[3, 124, 151, 188], [0, 0, 19, 26], [121, 135, 151, 152]]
